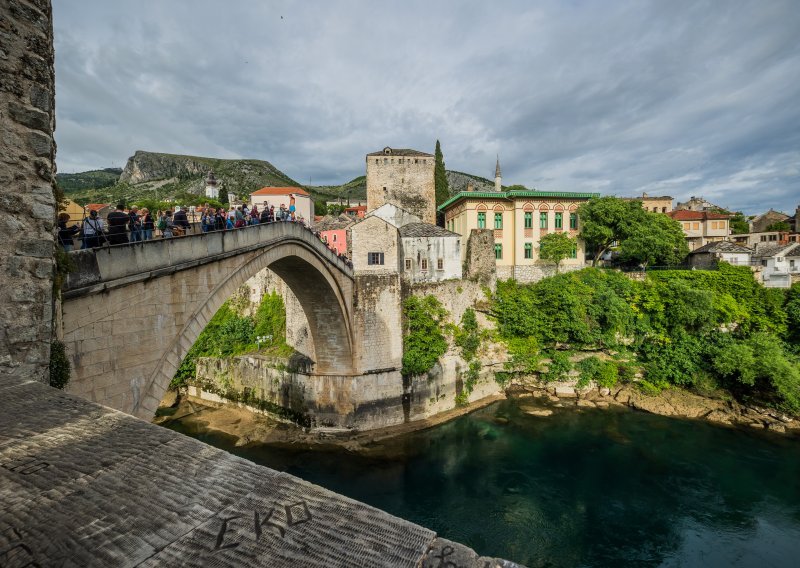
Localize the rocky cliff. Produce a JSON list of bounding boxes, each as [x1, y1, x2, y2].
[[119, 150, 299, 191]]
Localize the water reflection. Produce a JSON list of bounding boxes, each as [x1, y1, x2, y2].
[[164, 400, 800, 567]]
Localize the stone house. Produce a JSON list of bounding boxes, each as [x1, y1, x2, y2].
[[349, 203, 461, 283], [749, 209, 790, 233], [439, 187, 597, 282], [687, 241, 752, 269], [622, 192, 673, 213], [666, 210, 730, 251], [366, 147, 435, 224], [675, 196, 724, 212], [752, 243, 800, 288], [731, 230, 800, 248], [249, 187, 313, 223]]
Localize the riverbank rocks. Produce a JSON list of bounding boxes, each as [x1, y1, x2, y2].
[[507, 380, 800, 436]]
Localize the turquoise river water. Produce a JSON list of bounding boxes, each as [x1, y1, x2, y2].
[[165, 400, 800, 567]]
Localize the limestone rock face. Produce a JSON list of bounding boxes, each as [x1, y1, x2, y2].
[[118, 150, 299, 196]]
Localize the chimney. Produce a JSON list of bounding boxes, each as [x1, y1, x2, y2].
[[466, 181, 474, 192]]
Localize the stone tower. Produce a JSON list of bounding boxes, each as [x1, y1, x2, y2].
[[366, 147, 435, 224], [494, 156, 502, 192]]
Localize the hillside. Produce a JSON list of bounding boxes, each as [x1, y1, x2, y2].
[[446, 170, 496, 194], [56, 168, 121, 192], [307, 176, 367, 202], [60, 150, 500, 207], [63, 151, 302, 206]]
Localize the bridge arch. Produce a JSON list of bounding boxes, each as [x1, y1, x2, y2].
[[61, 223, 355, 420]]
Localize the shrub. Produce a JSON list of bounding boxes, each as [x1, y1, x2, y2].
[[49, 340, 71, 389], [402, 295, 449, 376], [542, 350, 572, 383]]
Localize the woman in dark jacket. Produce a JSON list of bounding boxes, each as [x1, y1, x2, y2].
[[57, 212, 80, 251]]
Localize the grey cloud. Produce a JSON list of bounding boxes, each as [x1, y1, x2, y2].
[[52, 0, 800, 214]]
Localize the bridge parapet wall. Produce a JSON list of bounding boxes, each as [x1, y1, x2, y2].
[[64, 222, 351, 295]]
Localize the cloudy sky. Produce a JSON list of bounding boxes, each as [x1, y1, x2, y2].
[[53, 0, 799, 214]]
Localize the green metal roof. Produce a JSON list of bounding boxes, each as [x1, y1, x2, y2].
[[437, 189, 601, 211]]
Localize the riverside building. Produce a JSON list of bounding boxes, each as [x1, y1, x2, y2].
[[439, 163, 598, 281]]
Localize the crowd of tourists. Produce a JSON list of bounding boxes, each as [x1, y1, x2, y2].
[[57, 199, 350, 266]]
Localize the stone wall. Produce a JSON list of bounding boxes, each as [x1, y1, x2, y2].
[[464, 229, 496, 286], [350, 215, 401, 273], [353, 273, 403, 373], [0, 0, 57, 383], [366, 152, 435, 224], [496, 262, 584, 283], [192, 349, 504, 430]]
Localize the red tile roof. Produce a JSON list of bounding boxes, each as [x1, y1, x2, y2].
[[346, 205, 367, 212], [667, 210, 729, 221], [84, 203, 110, 212], [250, 187, 309, 196]]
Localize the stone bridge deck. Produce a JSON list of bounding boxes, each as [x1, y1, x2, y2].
[[63, 222, 352, 297], [0, 375, 523, 567]]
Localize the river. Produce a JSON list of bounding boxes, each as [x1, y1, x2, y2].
[[162, 399, 800, 567]]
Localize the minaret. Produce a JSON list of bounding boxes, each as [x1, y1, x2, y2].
[[205, 170, 219, 199], [494, 155, 502, 192]]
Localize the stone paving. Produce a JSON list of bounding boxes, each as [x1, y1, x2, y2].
[[0, 374, 524, 567]]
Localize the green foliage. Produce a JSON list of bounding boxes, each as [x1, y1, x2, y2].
[[618, 212, 689, 267], [57, 168, 121, 193], [402, 295, 449, 376], [49, 340, 71, 390], [434, 140, 450, 208], [313, 199, 327, 216], [729, 211, 749, 235], [53, 245, 75, 294], [765, 221, 791, 232], [505, 184, 528, 191], [576, 356, 619, 389], [578, 196, 645, 265], [538, 232, 577, 272], [491, 265, 800, 415], [541, 350, 572, 383], [171, 293, 292, 389], [785, 283, 800, 346], [504, 336, 540, 374], [455, 308, 480, 361]]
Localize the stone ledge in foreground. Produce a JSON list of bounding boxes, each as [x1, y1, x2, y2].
[[0, 374, 524, 567]]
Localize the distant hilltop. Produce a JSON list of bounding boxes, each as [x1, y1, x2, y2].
[[58, 150, 500, 205]]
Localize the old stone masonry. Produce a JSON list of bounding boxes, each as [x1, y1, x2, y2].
[[0, 375, 522, 567]]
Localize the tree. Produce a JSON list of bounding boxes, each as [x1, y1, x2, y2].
[[766, 221, 791, 232], [434, 140, 449, 207], [539, 232, 577, 273], [618, 211, 689, 268], [729, 211, 750, 234], [577, 196, 644, 265]]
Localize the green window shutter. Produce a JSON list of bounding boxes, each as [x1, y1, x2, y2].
[[555, 212, 563, 229], [494, 212, 503, 229], [494, 244, 502, 259], [524, 243, 532, 259], [570, 212, 577, 229], [478, 212, 485, 229], [539, 212, 548, 229], [524, 211, 532, 229]]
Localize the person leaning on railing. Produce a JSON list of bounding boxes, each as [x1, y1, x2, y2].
[[58, 212, 80, 252], [81, 209, 106, 249]]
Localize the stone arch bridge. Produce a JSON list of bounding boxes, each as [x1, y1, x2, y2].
[[61, 222, 355, 420]]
